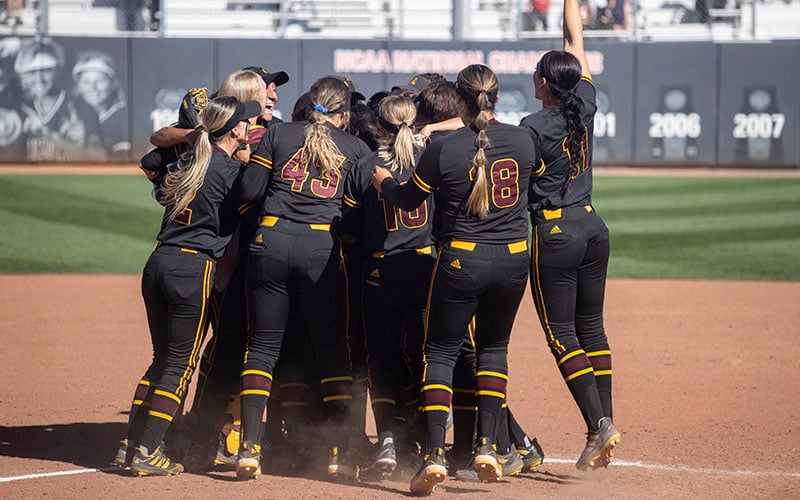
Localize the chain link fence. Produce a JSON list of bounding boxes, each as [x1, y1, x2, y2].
[[1, 0, 798, 41]]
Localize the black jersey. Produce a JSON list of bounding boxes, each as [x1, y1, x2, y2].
[[344, 149, 434, 254], [239, 120, 372, 223], [156, 147, 243, 258], [380, 120, 538, 244], [520, 77, 597, 211]]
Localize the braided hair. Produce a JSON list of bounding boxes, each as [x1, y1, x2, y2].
[[538, 51, 585, 191], [457, 64, 498, 219]]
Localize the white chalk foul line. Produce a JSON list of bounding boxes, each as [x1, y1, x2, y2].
[[1, 459, 798, 484], [544, 457, 800, 479], [0, 466, 117, 483]]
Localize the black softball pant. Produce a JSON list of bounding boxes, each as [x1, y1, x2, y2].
[[185, 258, 249, 448], [530, 205, 613, 430], [362, 247, 435, 439], [240, 217, 353, 448], [421, 240, 529, 454], [127, 245, 215, 452]]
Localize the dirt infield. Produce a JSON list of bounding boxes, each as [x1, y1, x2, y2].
[[1, 275, 799, 498]]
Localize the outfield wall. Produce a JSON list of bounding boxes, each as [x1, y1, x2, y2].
[[1, 36, 798, 168]]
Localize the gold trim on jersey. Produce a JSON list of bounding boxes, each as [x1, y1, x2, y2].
[[412, 172, 434, 193], [533, 159, 546, 177], [251, 154, 272, 169], [343, 194, 360, 208]]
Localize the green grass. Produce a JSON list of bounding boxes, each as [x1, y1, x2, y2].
[[593, 177, 800, 281], [0, 175, 162, 273], [0, 174, 798, 280]]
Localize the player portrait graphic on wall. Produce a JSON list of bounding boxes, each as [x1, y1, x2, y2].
[[0, 37, 130, 162], [71, 50, 131, 161]]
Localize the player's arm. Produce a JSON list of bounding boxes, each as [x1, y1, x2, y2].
[[372, 144, 438, 211], [417, 116, 464, 140], [374, 168, 430, 211], [563, 0, 591, 78], [234, 127, 276, 212], [150, 126, 199, 148]]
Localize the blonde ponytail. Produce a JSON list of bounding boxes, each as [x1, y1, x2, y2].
[[303, 76, 350, 179], [377, 95, 417, 172], [159, 96, 238, 221]]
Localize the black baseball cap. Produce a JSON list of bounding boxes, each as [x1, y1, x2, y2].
[[391, 74, 437, 94], [242, 66, 289, 87], [334, 75, 366, 103], [211, 99, 262, 138]]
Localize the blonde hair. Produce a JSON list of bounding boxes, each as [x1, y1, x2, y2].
[[160, 96, 238, 221], [303, 76, 350, 179], [377, 95, 417, 172], [218, 69, 263, 105], [458, 64, 498, 219]]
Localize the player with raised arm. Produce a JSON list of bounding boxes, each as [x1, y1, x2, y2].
[[519, 0, 621, 471]]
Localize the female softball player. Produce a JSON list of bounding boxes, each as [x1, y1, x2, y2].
[[520, 0, 620, 472], [178, 69, 270, 471], [114, 96, 261, 476], [343, 95, 433, 480], [234, 76, 371, 481], [373, 64, 539, 496]]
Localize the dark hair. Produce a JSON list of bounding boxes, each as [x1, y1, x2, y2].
[[537, 50, 585, 186], [367, 90, 390, 113], [348, 103, 381, 151], [292, 92, 313, 121], [456, 64, 498, 218], [414, 81, 459, 130]]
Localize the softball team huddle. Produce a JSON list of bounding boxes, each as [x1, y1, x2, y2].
[[114, 0, 620, 494]]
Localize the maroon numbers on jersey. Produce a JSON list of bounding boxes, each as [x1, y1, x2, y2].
[[489, 158, 520, 208], [470, 158, 521, 210], [280, 149, 344, 198], [378, 187, 428, 231], [173, 208, 192, 225]]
